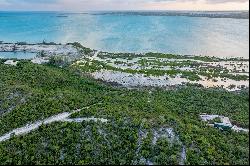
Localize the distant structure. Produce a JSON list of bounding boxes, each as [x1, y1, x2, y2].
[[214, 123, 232, 130], [200, 113, 249, 133]]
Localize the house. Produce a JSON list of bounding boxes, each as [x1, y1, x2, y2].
[[214, 123, 233, 130]]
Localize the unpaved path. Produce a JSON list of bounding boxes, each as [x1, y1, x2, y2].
[[0, 104, 106, 143]]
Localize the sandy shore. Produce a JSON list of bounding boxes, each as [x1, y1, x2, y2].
[[0, 43, 79, 57]]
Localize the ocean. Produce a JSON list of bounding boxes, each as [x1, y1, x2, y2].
[[0, 11, 249, 58]]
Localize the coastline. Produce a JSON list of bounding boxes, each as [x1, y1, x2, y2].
[[92, 10, 249, 19], [0, 41, 249, 92]]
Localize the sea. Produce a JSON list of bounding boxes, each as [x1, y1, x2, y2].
[[0, 11, 249, 58]]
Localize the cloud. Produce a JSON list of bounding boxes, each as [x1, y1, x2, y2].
[[1, 0, 249, 4], [205, 0, 248, 3], [7, 0, 58, 3], [153, 0, 248, 2], [0, 0, 249, 11]]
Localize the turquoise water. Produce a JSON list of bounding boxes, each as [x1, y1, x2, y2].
[[0, 52, 36, 59], [0, 12, 249, 58]]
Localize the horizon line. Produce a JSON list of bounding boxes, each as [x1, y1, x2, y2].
[[0, 9, 249, 12]]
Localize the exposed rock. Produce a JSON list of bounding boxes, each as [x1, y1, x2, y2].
[[4, 60, 18, 66]]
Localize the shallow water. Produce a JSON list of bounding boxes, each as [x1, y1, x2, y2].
[[0, 51, 36, 59], [0, 12, 249, 58]]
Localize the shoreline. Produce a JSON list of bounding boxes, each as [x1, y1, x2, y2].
[[0, 42, 248, 61], [1, 42, 249, 92], [1, 11, 249, 19]]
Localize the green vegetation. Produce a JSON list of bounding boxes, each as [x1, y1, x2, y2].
[[0, 60, 110, 136], [37, 50, 46, 57], [210, 117, 222, 124], [70, 42, 95, 56], [198, 67, 249, 81], [48, 56, 72, 67], [69, 45, 249, 82], [74, 58, 249, 81], [137, 59, 201, 68], [136, 59, 248, 81], [74, 59, 202, 81], [34, 42, 250, 82], [0, 60, 249, 165], [40, 40, 58, 45], [97, 52, 248, 62]]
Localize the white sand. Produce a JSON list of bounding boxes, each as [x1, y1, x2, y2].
[[232, 126, 249, 133], [91, 70, 188, 87], [31, 57, 49, 64], [0, 44, 79, 56], [4, 60, 18, 66], [152, 127, 177, 145], [91, 70, 249, 91], [63, 117, 108, 123]]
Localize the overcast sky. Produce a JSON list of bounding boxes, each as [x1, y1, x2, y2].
[[0, 0, 249, 11]]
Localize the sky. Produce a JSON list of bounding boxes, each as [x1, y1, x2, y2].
[[0, 0, 249, 11]]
